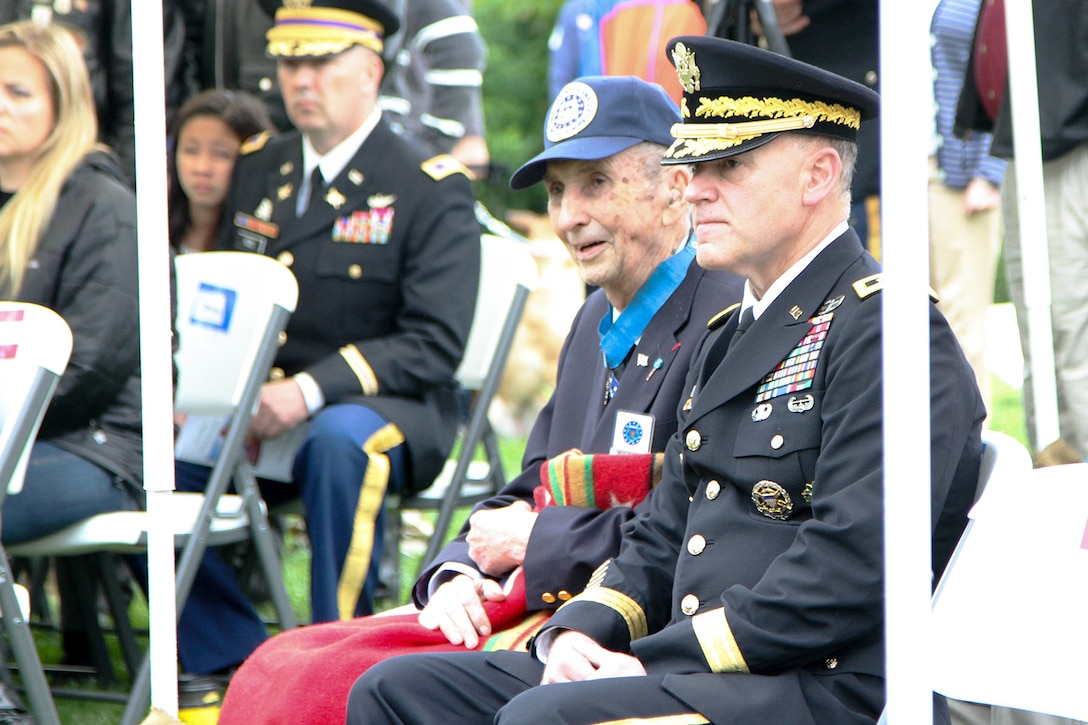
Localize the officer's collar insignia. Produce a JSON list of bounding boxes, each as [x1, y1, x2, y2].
[[787, 394, 814, 413], [367, 193, 396, 208], [816, 295, 845, 315], [546, 81, 599, 142], [325, 187, 346, 210], [276, 184, 293, 202], [751, 403, 772, 422], [754, 311, 835, 403], [349, 169, 365, 186], [789, 305, 803, 320], [280, 161, 294, 176], [672, 42, 700, 94], [752, 480, 792, 520], [255, 198, 274, 221]]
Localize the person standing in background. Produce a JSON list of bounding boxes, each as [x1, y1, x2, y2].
[[929, 0, 1006, 414], [379, 0, 491, 174], [956, 0, 1088, 461]]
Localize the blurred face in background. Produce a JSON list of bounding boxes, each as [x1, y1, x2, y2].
[[0, 45, 55, 189], [175, 114, 243, 213]]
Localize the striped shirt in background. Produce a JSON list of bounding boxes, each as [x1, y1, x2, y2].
[[931, 0, 1008, 189]]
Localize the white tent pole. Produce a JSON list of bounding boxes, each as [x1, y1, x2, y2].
[[131, 0, 179, 717], [880, 2, 933, 722], [1004, 0, 1057, 450]]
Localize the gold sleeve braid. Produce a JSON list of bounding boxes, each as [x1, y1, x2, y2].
[[691, 607, 750, 673], [557, 586, 648, 642], [339, 344, 379, 396]]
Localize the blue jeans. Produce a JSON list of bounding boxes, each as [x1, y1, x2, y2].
[[1, 441, 139, 544]]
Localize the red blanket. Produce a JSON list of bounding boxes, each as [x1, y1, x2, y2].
[[219, 450, 658, 724]]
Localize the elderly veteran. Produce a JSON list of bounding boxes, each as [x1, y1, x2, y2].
[[347, 36, 984, 725], [216, 75, 743, 725], [173, 0, 480, 676]]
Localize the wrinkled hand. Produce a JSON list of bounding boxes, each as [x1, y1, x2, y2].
[[751, 0, 810, 36], [963, 177, 1001, 215], [466, 501, 539, 576], [541, 630, 646, 684], [247, 379, 309, 443], [417, 574, 506, 648]]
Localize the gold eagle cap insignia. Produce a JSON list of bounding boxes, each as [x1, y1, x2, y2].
[[672, 42, 701, 94]]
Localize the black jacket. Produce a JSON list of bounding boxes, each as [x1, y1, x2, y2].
[[955, 0, 1088, 161], [14, 151, 144, 494]]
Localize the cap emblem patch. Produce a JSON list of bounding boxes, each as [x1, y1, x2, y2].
[[546, 82, 599, 143]]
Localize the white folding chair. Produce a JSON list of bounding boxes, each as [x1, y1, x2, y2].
[[0, 302, 73, 725], [8, 251, 300, 724], [877, 429, 1041, 724], [398, 234, 539, 574], [928, 437, 1087, 722]]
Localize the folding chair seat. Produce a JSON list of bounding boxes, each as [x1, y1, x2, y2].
[[395, 234, 538, 586], [0, 301, 74, 725], [7, 251, 300, 724]]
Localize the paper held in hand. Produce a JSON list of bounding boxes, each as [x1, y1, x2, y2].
[[174, 414, 306, 483]]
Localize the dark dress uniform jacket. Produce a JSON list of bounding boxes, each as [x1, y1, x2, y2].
[[220, 121, 480, 493], [540, 231, 985, 724], [415, 261, 743, 610]]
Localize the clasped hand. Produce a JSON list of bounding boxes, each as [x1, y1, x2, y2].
[[541, 630, 646, 684]]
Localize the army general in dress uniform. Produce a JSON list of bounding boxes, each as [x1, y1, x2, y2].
[[346, 36, 985, 725], [174, 0, 480, 676]]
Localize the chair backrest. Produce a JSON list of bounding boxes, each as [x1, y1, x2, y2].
[[0, 302, 73, 496], [454, 234, 538, 392], [173, 252, 298, 414], [929, 433, 1088, 721]]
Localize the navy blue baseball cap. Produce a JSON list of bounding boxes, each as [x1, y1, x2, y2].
[[509, 76, 681, 190], [663, 36, 880, 165]]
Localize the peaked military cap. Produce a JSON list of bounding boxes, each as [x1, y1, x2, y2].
[[663, 35, 880, 164], [262, 0, 400, 59]]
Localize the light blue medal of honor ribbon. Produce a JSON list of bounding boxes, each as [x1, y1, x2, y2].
[[599, 236, 696, 377]]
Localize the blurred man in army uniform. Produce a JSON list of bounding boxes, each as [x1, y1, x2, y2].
[[347, 36, 984, 725], [174, 0, 479, 676]]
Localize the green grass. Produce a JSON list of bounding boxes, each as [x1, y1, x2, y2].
[[14, 380, 1027, 721]]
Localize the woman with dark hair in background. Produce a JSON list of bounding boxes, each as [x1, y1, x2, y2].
[[169, 88, 274, 253]]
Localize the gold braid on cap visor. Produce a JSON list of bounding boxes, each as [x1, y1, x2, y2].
[[266, 8, 385, 56], [666, 95, 862, 159]]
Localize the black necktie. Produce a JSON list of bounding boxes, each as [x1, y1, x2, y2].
[[304, 167, 325, 214], [728, 306, 755, 351]]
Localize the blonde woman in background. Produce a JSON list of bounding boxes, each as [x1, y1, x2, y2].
[[0, 21, 144, 720]]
